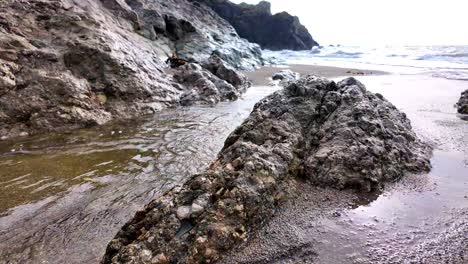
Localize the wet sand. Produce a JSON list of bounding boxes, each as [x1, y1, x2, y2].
[[245, 64, 385, 86], [222, 70, 468, 264]]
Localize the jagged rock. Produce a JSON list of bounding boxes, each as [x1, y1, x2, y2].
[[102, 76, 432, 264], [457, 90, 468, 114], [195, 0, 318, 50], [272, 69, 299, 81], [0, 0, 263, 138], [203, 55, 250, 88], [172, 62, 247, 105]]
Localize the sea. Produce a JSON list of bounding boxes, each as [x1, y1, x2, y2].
[[264, 45, 468, 81]]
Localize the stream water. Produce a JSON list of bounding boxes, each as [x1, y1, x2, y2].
[[0, 85, 279, 263]]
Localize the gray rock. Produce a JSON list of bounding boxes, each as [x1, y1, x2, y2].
[[102, 76, 432, 263], [272, 69, 299, 81], [457, 90, 468, 114], [0, 0, 263, 139], [172, 61, 247, 105]]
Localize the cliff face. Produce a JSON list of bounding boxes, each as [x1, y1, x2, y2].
[[195, 0, 319, 50], [0, 0, 263, 139]]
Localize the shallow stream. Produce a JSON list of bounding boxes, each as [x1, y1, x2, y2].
[[0, 85, 279, 263]]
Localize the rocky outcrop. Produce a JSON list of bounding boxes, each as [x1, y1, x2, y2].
[[173, 56, 250, 106], [102, 76, 432, 263], [0, 0, 263, 138], [195, 0, 318, 51], [457, 90, 468, 114], [272, 69, 299, 81]]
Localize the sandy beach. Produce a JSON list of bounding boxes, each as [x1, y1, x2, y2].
[[245, 64, 385, 86]]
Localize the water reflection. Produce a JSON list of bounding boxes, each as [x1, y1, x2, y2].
[[0, 85, 279, 264]]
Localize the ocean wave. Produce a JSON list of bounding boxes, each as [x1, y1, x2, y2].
[[264, 45, 468, 81], [417, 54, 468, 60], [431, 70, 468, 81], [313, 50, 364, 59]]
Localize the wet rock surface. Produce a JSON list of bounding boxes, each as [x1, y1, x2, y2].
[[102, 76, 432, 263], [172, 57, 251, 106], [457, 89, 468, 114], [272, 69, 299, 81], [0, 0, 263, 139], [272, 69, 299, 87], [195, 0, 318, 50]]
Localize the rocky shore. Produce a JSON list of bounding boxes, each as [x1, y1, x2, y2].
[[0, 0, 263, 139], [457, 89, 468, 114], [102, 76, 432, 263]]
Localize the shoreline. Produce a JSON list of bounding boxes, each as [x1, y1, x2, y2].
[[244, 64, 387, 86]]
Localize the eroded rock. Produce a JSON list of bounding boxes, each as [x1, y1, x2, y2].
[[102, 76, 432, 263], [172, 62, 247, 105], [272, 69, 299, 87], [457, 90, 468, 114], [0, 0, 263, 138]]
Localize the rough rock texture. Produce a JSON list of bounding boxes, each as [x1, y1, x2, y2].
[[195, 0, 318, 51], [102, 76, 432, 263], [457, 89, 468, 114], [0, 0, 263, 138], [272, 69, 299, 81], [272, 69, 299, 88], [173, 57, 250, 106]]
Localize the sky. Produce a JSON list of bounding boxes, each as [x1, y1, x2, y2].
[[230, 0, 468, 46]]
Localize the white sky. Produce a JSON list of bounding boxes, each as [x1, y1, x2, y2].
[[230, 0, 468, 46]]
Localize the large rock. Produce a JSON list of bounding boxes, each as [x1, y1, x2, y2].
[[102, 76, 432, 263], [172, 61, 249, 105], [195, 0, 319, 50], [457, 90, 468, 114], [0, 0, 264, 138]]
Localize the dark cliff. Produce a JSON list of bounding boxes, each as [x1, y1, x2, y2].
[[194, 0, 319, 50]]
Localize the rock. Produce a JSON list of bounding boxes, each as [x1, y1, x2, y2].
[[195, 0, 319, 50], [172, 62, 246, 105], [272, 69, 299, 81], [457, 90, 468, 114], [346, 69, 365, 75], [272, 70, 299, 88], [203, 55, 250, 88], [176, 206, 192, 220], [0, 0, 263, 139], [102, 76, 432, 264]]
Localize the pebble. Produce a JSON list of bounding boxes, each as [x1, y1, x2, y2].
[[0, 136, 8, 140], [19, 132, 29, 137], [176, 206, 192, 220], [151, 253, 168, 264], [191, 203, 204, 214]]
